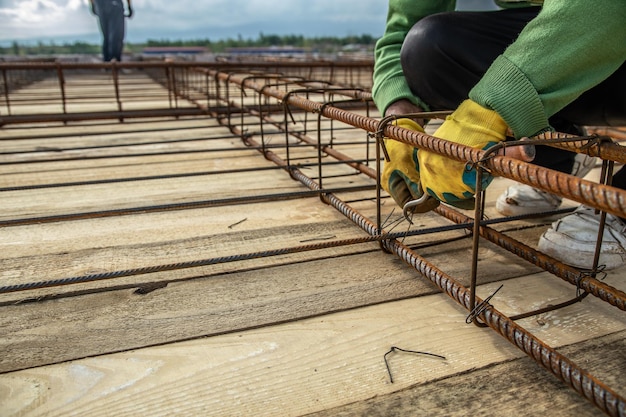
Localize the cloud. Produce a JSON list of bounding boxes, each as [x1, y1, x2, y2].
[[130, 0, 386, 32], [1, 0, 84, 23], [0, 0, 390, 42], [0, 0, 499, 44], [0, 0, 94, 40]]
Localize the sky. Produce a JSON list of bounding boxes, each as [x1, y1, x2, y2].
[[0, 0, 498, 46]]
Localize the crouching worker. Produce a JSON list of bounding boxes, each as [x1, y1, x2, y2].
[[373, 0, 626, 269]]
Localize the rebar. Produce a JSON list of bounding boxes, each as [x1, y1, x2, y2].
[[2, 60, 625, 416], [235, 112, 626, 417], [213, 69, 626, 416]]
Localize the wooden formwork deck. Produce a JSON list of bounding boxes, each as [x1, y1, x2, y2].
[[0, 69, 625, 417]]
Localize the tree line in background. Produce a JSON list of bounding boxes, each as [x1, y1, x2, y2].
[[1, 33, 377, 56]]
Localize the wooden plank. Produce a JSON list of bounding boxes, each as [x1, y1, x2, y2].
[[0, 212, 539, 301], [310, 330, 626, 417], [0, 205, 365, 285], [0, 165, 312, 220], [2, 71, 624, 417], [0, 225, 541, 372], [0, 119, 225, 151], [1, 274, 623, 416]]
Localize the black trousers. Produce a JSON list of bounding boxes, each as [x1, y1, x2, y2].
[[400, 8, 626, 186]]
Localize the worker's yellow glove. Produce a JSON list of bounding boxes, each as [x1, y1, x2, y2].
[[419, 99, 507, 209], [381, 118, 440, 213]]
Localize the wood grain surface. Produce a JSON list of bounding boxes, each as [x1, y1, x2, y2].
[[1, 72, 623, 417]]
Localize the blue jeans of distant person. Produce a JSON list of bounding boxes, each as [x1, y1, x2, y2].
[[93, 0, 126, 62]]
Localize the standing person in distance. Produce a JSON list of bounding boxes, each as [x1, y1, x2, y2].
[[90, 0, 133, 62]]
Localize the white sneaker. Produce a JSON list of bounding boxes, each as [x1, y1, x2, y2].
[[496, 153, 597, 216], [496, 184, 563, 216], [570, 152, 598, 178], [538, 205, 626, 270]]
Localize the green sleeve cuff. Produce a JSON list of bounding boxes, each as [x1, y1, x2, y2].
[[469, 55, 550, 138], [372, 75, 430, 115]]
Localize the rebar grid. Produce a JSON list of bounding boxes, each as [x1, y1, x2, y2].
[[208, 69, 626, 306], [0, 60, 373, 124], [227, 104, 626, 417], [1, 61, 625, 416], [209, 68, 626, 416]]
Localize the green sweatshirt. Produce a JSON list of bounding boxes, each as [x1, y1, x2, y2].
[[373, 0, 626, 138]]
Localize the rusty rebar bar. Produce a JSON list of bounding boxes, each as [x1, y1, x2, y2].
[[215, 70, 626, 311], [235, 119, 626, 417], [220, 71, 626, 220], [434, 203, 626, 310], [213, 71, 626, 415]]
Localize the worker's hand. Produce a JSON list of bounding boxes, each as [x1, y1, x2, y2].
[[418, 99, 508, 209], [126, 6, 134, 18], [381, 118, 440, 213], [385, 99, 425, 127]]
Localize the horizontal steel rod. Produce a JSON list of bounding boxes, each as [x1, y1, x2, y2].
[[0, 108, 207, 126]]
